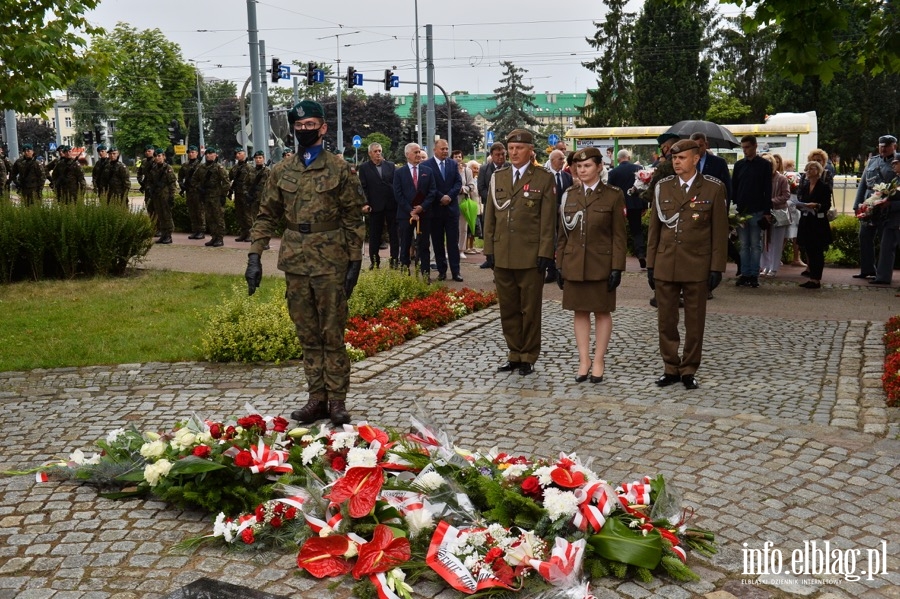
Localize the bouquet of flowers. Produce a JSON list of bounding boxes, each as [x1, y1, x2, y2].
[[856, 181, 897, 221], [629, 167, 656, 195]]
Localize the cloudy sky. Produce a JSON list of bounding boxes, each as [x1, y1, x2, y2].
[[86, 0, 628, 95]]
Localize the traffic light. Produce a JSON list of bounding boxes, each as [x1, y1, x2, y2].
[[271, 57, 282, 83], [84, 131, 94, 145], [95, 127, 104, 144], [346, 66, 357, 88], [167, 119, 180, 144], [306, 61, 316, 86], [383, 69, 393, 92]]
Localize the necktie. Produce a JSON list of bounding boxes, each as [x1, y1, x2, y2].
[[514, 169, 520, 185], [556, 172, 562, 192], [412, 165, 418, 187], [439, 161, 444, 177], [682, 183, 689, 195]]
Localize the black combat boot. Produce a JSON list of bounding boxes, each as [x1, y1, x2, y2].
[[156, 234, 173, 245], [328, 398, 351, 426], [290, 393, 329, 423]]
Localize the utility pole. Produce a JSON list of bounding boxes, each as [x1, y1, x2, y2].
[[4, 111, 18, 160], [259, 39, 272, 160], [194, 68, 206, 149], [318, 31, 359, 156], [246, 1, 268, 162], [414, 1, 422, 147], [425, 24, 435, 152]]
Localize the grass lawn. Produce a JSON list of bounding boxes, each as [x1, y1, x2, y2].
[[0, 271, 245, 372]]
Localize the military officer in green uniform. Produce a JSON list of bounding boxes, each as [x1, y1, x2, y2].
[[646, 139, 728, 390], [483, 128, 557, 376], [11, 144, 46, 205], [101, 147, 131, 205], [137, 145, 157, 223], [247, 150, 270, 221], [244, 100, 365, 426], [230, 147, 254, 241], [147, 149, 176, 244], [51, 145, 86, 204], [195, 147, 230, 247], [93, 144, 110, 199], [178, 145, 205, 239]]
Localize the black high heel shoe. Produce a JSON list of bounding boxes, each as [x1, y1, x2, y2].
[[575, 374, 588, 383], [589, 375, 604, 383]]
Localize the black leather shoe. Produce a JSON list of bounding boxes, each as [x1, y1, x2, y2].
[[649, 296, 658, 308], [589, 375, 603, 384], [852, 272, 876, 279], [497, 361, 521, 372], [518, 363, 534, 376], [437, 273, 447, 281], [655, 373, 681, 387], [681, 374, 699, 389], [452, 274, 464, 282], [639, 257, 647, 269], [575, 374, 588, 383], [479, 261, 491, 269], [544, 271, 557, 284]]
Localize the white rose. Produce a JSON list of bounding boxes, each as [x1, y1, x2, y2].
[[139, 440, 166, 459], [143, 459, 173, 486]]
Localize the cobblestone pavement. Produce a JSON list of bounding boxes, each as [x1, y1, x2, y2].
[[2, 298, 899, 597]]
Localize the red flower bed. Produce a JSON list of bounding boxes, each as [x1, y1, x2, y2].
[[345, 288, 497, 358], [883, 315, 900, 407]]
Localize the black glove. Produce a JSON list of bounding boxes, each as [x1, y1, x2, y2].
[[344, 260, 362, 297], [138, 185, 145, 194], [607, 269, 622, 292], [484, 254, 495, 269], [537, 257, 554, 276], [647, 267, 655, 290], [556, 270, 564, 290], [220, 196, 226, 207], [708, 271, 722, 291], [245, 253, 262, 296]]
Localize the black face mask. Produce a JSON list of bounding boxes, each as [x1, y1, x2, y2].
[[295, 127, 321, 149]]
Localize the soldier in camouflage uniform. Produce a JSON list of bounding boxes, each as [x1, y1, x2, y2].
[[195, 147, 230, 247], [101, 147, 131, 205], [137, 145, 156, 224], [51, 146, 87, 204], [247, 150, 269, 221], [147, 149, 176, 244], [93, 144, 110, 199], [229, 147, 254, 241], [11, 144, 46, 205], [0, 148, 10, 194], [178, 145, 205, 239], [0, 153, 6, 198], [245, 100, 365, 426]]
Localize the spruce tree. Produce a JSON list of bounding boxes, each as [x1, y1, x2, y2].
[[484, 61, 540, 142], [581, 0, 635, 127]]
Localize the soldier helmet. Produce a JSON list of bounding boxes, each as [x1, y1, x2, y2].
[[288, 100, 325, 124], [254, 150, 265, 158]]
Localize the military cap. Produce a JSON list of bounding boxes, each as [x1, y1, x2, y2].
[[288, 100, 325, 124], [282, 148, 294, 156], [97, 144, 107, 151], [892, 155, 900, 164], [205, 147, 218, 154], [188, 145, 198, 151], [22, 143, 33, 150], [506, 129, 534, 145], [571, 147, 602, 162], [878, 135, 897, 145], [155, 148, 166, 155], [235, 147, 246, 153], [254, 150, 265, 158], [656, 132, 681, 145], [670, 139, 700, 154], [59, 145, 70, 152], [109, 146, 118, 151], [145, 144, 155, 151]]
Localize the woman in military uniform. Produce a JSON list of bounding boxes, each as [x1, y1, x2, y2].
[[556, 147, 627, 383]]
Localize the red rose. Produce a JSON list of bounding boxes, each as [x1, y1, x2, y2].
[[240, 527, 255, 544], [484, 547, 504, 565], [331, 455, 347, 472], [234, 450, 253, 468], [209, 423, 223, 439], [271, 416, 289, 433], [284, 507, 298, 520], [270, 516, 283, 528], [237, 414, 266, 431], [192, 445, 211, 459], [255, 504, 266, 522], [521, 476, 542, 499], [224, 426, 236, 440]]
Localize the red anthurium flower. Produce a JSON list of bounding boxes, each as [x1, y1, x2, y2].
[[550, 467, 586, 488], [556, 456, 576, 469], [327, 466, 385, 518], [357, 423, 389, 446], [297, 535, 354, 578], [352, 524, 411, 579]]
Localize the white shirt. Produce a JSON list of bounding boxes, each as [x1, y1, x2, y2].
[[678, 173, 698, 190]]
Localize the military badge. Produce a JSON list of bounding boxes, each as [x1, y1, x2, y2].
[[526, 199, 535, 207]]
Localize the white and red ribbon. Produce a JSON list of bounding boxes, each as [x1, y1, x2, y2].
[[617, 476, 651, 505], [529, 537, 586, 586], [248, 439, 293, 474], [304, 501, 343, 534], [572, 481, 615, 532]]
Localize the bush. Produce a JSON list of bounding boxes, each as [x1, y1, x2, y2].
[[348, 268, 435, 317], [0, 200, 154, 283], [827, 215, 860, 267]]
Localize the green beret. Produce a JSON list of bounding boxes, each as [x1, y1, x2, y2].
[[145, 144, 155, 151], [58, 145, 70, 152], [288, 100, 325, 124], [235, 147, 246, 154], [109, 146, 118, 151], [656, 132, 681, 146], [282, 148, 294, 156], [506, 129, 534, 145], [254, 150, 265, 158], [205, 147, 218, 154], [22, 143, 33, 150], [572, 147, 602, 162], [670, 139, 700, 154], [188, 145, 198, 151], [155, 148, 166, 155], [97, 144, 107, 151]]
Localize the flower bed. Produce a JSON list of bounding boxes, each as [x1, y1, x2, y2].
[[882, 315, 900, 406], [9, 411, 716, 598]]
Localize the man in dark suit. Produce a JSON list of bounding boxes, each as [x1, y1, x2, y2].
[[357, 142, 398, 269], [545, 149, 573, 282], [477, 142, 509, 268], [393, 142, 437, 281], [422, 139, 464, 281], [607, 148, 646, 268]]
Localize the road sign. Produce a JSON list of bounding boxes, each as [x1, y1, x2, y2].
[[313, 69, 325, 83], [548, 134, 559, 146], [48, 142, 57, 151], [174, 144, 187, 156], [390, 75, 400, 88], [486, 131, 494, 145], [278, 65, 291, 80], [352, 135, 362, 148], [353, 73, 363, 87]]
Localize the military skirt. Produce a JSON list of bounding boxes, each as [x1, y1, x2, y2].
[[562, 280, 616, 313]]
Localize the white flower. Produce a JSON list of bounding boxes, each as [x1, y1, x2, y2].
[[212, 512, 236, 542], [405, 508, 435, 538], [463, 553, 479, 569], [171, 427, 197, 450], [533, 465, 554, 487], [143, 459, 173, 487], [501, 464, 527, 479], [195, 432, 213, 446], [289, 427, 310, 439], [105, 428, 126, 444], [301, 441, 325, 465], [68, 449, 101, 465], [330, 431, 358, 450], [505, 530, 542, 566], [346, 447, 378, 468], [139, 440, 166, 459], [386, 568, 413, 595], [542, 487, 579, 521], [300, 434, 314, 443], [414, 471, 445, 492], [143, 431, 160, 442]]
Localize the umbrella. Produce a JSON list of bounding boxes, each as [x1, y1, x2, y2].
[[458, 197, 478, 235], [663, 120, 740, 149]]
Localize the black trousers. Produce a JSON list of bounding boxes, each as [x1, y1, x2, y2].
[[626, 208, 646, 259], [368, 210, 398, 263], [430, 211, 460, 276], [399, 217, 431, 273]]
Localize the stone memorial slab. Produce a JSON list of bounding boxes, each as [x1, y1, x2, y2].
[[162, 578, 290, 599]]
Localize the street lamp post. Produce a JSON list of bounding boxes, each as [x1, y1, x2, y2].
[[189, 60, 208, 150], [317, 31, 360, 155]]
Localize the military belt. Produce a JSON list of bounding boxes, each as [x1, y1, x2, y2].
[[285, 221, 340, 234]]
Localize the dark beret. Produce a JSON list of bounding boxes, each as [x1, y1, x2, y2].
[[188, 145, 198, 151], [670, 139, 700, 154], [657, 132, 681, 146], [205, 147, 218, 154], [288, 100, 325, 123], [254, 150, 265, 158]]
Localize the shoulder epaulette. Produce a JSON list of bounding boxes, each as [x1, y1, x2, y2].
[[658, 174, 675, 184], [702, 174, 724, 186], [495, 164, 510, 172]]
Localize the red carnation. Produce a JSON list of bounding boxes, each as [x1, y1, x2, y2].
[[284, 507, 298, 520], [273, 502, 284, 515], [521, 476, 542, 499], [485, 547, 504, 565], [331, 455, 347, 472], [240, 527, 255, 544], [271, 416, 289, 433], [192, 445, 211, 459], [234, 450, 253, 468], [270, 516, 283, 528], [255, 504, 265, 522]]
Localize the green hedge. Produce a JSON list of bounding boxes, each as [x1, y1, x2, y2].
[[0, 200, 154, 282]]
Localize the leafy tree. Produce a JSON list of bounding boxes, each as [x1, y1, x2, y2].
[[0, 1, 106, 113], [705, 70, 753, 124], [17, 119, 56, 155], [709, 12, 776, 122], [321, 93, 403, 159], [289, 61, 337, 103], [632, 0, 714, 126], [91, 24, 194, 158], [209, 97, 241, 158], [484, 61, 540, 141], [581, 0, 636, 127], [68, 77, 109, 143], [361, 133, 393, 159], [434, 101, 482, 157]]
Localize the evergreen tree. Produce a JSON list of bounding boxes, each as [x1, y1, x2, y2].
[[484, 61, 540, 141], [581, 0, 636, 127], [631, 0, 713, 126], [709, 12, 776, 123]]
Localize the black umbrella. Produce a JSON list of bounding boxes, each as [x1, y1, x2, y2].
[[664, 120, 740, 149]]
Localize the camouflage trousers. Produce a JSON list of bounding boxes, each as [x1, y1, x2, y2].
[[186, 191, 205, 235], [144, 191, 155, 219], [285, 271, 350, 400], [234, 193, 254, 237], [151, 194, 174, 235], [202, 195, 226, 238], [19, 187, 42, 206]]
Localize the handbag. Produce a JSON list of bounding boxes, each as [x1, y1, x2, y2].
[[771, 208, 791, 227], [826, 207, 838, 222]]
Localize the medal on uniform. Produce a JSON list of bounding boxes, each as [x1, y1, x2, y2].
[[526, 200, 534, 207], [692, 213, 700, 220], [690, 202, 696, 208], [523, 192, 530, 198]]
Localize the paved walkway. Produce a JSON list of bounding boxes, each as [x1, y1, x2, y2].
[[1, 239, 899, 599]]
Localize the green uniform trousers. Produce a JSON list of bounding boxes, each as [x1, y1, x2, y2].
[[494, 266, 544, 364], [655, 279, 709, 376], [203, 196, 226, 238]]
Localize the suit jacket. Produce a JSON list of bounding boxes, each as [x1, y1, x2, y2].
[[422, 156, 462, 216], [393, 162, 437, 220], [556, 183, 627, 281], [607, 161, 643, 210], [548, 168, 574, 203], [484, 163, 557, 269], [700, 151, 733, 206], [357, 159, 396, 213], [646, 173, 728, 282], [477, 160, 509, 203]]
